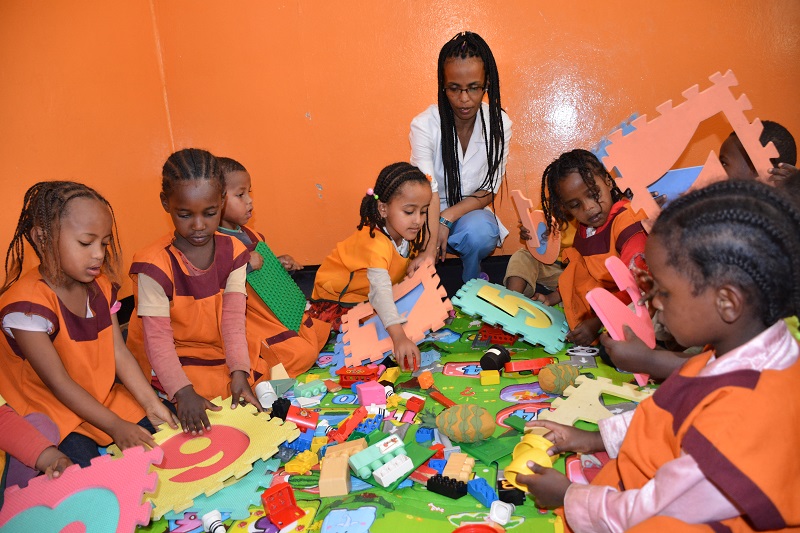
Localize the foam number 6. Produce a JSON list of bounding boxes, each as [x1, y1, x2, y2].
[[510, 190, 560, 265], [158, 425, 250, 483]]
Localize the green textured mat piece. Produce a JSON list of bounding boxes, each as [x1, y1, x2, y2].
[[246, 241, 306, 331]]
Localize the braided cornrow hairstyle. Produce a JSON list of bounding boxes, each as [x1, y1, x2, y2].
[[540, 149, 627, 236], [437, 31, 506, 207], [358, 162, 431, 257], [217, 157, 247, 177], [651, 179, 800, 326], [162, 148, 225, 198], [2, 181, 122, 295]]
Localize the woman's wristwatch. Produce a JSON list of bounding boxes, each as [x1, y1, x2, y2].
[[439, 216, 454, 230]]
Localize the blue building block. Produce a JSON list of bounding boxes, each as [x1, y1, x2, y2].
[[428, 459, 447, 474], [283, 430, 313, 453], [415, 427, 435, 443], [355, 414, 384, 435], [467, 477, 498, 508]]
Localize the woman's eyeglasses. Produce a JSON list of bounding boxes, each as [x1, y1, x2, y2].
[[443, 85, 486, 97]]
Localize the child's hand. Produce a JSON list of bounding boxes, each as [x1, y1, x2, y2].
[[145, 400, 179, 431], [566, 317, 602, 346], [249, 253, 264, 271], [518, 222, 532, 241], [524, 420, 605, 455], [110, 419, 157, 450], [532, 291, 561, 307], [599, 325, 653, 374], [174, 385, 222, 435], [515, 462, 571, 509], [278, 254, 302, 272], [230, 370, 263, 411], [392, 335, 420, 372], [768, 162, 800, 186], [35, 446, 72, 479]]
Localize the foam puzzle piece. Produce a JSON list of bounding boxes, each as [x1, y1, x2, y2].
[[510, 189, 561, 264], [452, 279, 568, 354], [163, 459, 275, 521], [537, 375, 654, 426], [247, 241, 307, 331], [602, 70, 779, 221], [586, 256, 654, 386], [0, 446, 162, 533], [336, 259, 453, 368], [117, 396, 300, 520]]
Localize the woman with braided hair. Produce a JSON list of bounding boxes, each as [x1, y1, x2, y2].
[[519, 179, 800, 532], [409, 31, 511, 283], [310, 162, 432, 371]]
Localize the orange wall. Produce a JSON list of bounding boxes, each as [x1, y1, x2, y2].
[[2, 1, 799, 296]]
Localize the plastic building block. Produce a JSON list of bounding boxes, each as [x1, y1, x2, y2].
[[480, 370, 500, 385], [327, 406, 368, 443], [311, 436, 328, 454], [318, 454, 351, 498], [284, 450, 319, 474], [355, 414, 384, 435], [130, 397, 299, 520], [247, 241, 307, 332], [503, 416, 528, 434], [379, 366, 401, 384], [427, 474, 467, 499], [601, 70, 778, 221], [324, 438, 368, 459], [418, 370, 435, 390], [478, 324, 519, 346], [459, 437, 517, 465], [497, 477, 527, 506], [489, 500, 516, 525], [452, 280, 568, 354], [324, 379, 342, 392], [442, 452, 475, 483], [255, 381, 278, 409], [286, 405, 319, 433], [405, 396, 426, 413], [294, 379, 327, 398], [202, 510, 226, 533], [503, 357, 555, 374], [356, 380, 387, 406], [428, 458, 447, 474], [480, 345, 512, 370], [468, 477, 498, 508], [538, 375, 654, 426], [429, 391, 457, 408], [0, 446, 161, 533], [276, 446, 297, 462], [337, 260, 453, 367], [373, 454, 414, 487], [415, 427, 435, 443], [270, 363, 290, 380], [261, 482, 305, 530], [511, 189, 561, 264], [349, 434, 406, 479], [283, 430, 313, 452], [271, 398, 291, 421], [586, 255, 654, 386], [336, 365, 380, 387]]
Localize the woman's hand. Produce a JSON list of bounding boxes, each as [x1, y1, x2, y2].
[[174, 385, 222, 435], [35, 446, 72, 479], [515, 462, 572, 509], [435, 225, 450, 263], [110, 419, 157, 450], [524, 420, 605, 455], [230, 370, 263, 411]]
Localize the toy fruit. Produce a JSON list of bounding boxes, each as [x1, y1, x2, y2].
[[420, 404, 495, 443], [538, 363, 580, 394]]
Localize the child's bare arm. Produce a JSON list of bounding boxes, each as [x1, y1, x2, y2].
[[12, 329, 156, 450]]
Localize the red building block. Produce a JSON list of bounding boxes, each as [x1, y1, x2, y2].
[[405, 396, 426, 413], [262, 482, 305, 529], [286, 405, 319, 433], [336, 365, 380, 387], [327, 406, 368, 444], [503, 357, 556, 374]]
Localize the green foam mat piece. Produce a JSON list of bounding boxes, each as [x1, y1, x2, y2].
[[246, 241, 306, 332]]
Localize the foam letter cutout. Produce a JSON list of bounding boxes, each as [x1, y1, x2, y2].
[[537, 375, 654, 426], [452, 279, 568, 354], [602, 70, 778, 220], [510, 190, 560, 264], [335, 259, 452, 368], [0, 446, 162, 533], [112, 397, 300, 520], [586, 256, 654, 385]]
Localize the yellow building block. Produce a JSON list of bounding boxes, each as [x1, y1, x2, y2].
[[480, 370, 500, 385], [379, 367, 401, 384]]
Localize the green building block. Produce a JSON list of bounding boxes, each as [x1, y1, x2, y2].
[[246, 241, 307, 332]]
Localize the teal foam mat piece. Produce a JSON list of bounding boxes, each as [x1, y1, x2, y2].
[[247, 241, 307, 332]]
